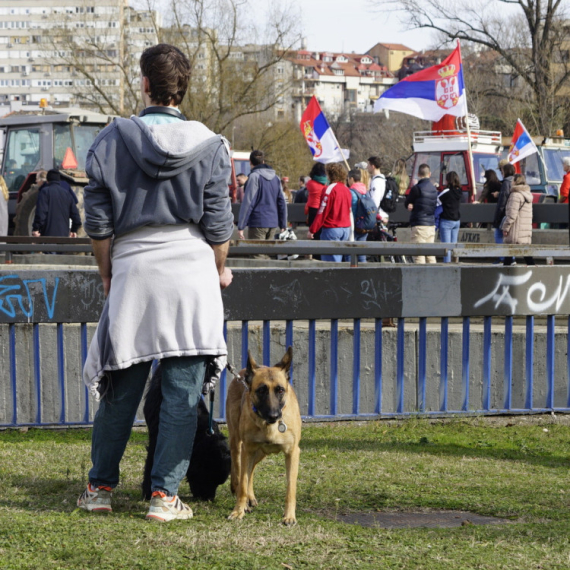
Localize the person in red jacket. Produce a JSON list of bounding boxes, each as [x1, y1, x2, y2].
[[305, 162, 328, 233], [559, 157, 570, 203], [308, 162, 352, 262]]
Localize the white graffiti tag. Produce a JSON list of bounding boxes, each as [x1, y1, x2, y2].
[[527, 275, 570, 313], [473, 271, 532, 313]]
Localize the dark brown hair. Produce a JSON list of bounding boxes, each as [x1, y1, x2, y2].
[[446, 171, 461, 188], [368, 156, 382, 170], [484, 169, 499, 184], [250, 150, 264, 166], [502, 163, 516, 177], [325, 162, 348, 183], [418, 163, 431, 178], [348, 168, 361, 182], [140, 44, 191, 106]]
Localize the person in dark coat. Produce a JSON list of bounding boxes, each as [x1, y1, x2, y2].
[[405, 163, 438, 263], [493, 162, 515, 264], [32, 169, 82, 238]]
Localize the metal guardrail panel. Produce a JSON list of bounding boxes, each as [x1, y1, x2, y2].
[[233, 203, 568, 224], [2, 266, 570, 323]]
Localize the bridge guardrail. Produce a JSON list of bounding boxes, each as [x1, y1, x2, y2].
[[1, 264, 570, 428]]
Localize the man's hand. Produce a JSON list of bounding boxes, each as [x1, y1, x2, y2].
[[101, 276, 112, 298], [69, 232, 77, 238], [503, 230, 508, 237], [220, 267, 233, 289], [407, 204, 413, 211], [238, 230, 245, 240], [492, 192, 499, 199], [307, 231, 314, 239], [32, 231, 40, 237]]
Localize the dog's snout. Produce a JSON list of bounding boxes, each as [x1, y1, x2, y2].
[[267, 411, 280, 423]]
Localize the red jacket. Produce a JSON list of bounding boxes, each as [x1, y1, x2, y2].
[[309, 182, 352, 233], [305, 179, 326, 214], [560, 171, 570, 203]]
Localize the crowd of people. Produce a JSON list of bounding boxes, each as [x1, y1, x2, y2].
[[235, 151, 539, 265]]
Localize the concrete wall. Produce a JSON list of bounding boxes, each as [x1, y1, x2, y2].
[[1, 320, 567, 426]]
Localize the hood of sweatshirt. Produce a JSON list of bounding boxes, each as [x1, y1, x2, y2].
[[114, 116, 223, 180], [251, 163, 278, 181], [510, 184, 533, 203], [350, 182, 367, 195]]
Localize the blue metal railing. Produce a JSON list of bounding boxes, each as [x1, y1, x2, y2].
[[2, 315, 570, 428]]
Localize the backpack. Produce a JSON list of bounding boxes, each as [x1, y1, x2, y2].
[[380, 176, 399, 213], [354, 193, 378, 232]]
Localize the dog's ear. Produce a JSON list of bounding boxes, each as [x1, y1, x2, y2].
[[274, 346, 293, 373], [244, 350, 258, 386]]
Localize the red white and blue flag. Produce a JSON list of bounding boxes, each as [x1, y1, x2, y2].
[[374, 43, 467, 122], [300, 96, 349, 163], [507, 119, 538, 165]]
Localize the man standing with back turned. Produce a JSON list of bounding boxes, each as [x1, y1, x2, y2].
[[405, 163, 438, 264], [237, 149, 287, 244], [78, 44, 234, 522]]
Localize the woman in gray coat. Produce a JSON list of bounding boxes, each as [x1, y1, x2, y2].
[[502, 173, 534, 266]]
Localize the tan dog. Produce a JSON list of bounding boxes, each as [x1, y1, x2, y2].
[[226, 347, 301, 525]]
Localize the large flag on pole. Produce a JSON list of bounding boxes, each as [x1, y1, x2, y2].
[[374, 44, 467, 122], [507, 119, 538, 165], [300, 96, 349, 164]]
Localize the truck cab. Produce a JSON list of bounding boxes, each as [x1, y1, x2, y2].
[[408, 129, 502, 202], [500, 135, 570, 202]]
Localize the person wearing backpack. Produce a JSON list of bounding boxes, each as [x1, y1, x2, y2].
[[367, 156, 389, 222], [348, 169, 370, 263], [308, 162, 352, 262], [405, 163, 438, 264]]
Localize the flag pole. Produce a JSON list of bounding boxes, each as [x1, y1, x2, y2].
[[459, 40, 479, 201]]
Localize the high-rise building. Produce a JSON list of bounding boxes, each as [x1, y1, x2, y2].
[[0, 0, 160, 114]]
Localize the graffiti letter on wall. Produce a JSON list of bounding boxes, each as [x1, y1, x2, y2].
[[473, 271, 532, 313], [527, 275, 570, 313], [0, 275, 60, 319]]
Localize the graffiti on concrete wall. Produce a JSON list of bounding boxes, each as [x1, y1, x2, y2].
[[0, 274, 59, 319], [473, 270, 570, 314]]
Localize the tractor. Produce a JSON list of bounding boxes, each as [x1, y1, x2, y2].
[[0, 108, 113, 235]]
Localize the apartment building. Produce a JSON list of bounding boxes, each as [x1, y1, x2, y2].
[[0, 0, 159, 113], [285, 49, 397, 122], [367, 43, 415, 73]]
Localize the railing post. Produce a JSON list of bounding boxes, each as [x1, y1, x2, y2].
[[482, 316, 492, 411], [440, 317, 449, 412], [462, 317, 470, 412], [504, 316, 513, 411], [525, 316, 534, 411], [397, 318, 405, 414], [352, 318, 361, 416], [418, 317, 427, 413], [330, 319, 338, 417], [374, 318, 382, 415]]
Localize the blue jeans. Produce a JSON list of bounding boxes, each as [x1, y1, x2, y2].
[[89, 355, 207, 496], [320, 226, 350, 262], [439, 218, 460, 263], [494, 227, 509, 263]]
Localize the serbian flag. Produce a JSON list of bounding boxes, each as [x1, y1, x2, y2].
[[507, 119, 538, 165], [300, 96, 349, 163], [374, 43, 467, 122]]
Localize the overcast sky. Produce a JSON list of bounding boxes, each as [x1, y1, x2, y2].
[[296, 0, 434, 54]]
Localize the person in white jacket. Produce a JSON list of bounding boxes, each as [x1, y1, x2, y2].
[[367, 156, 388, 222]]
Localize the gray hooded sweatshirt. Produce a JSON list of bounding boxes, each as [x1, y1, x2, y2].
[[84, 116, 234, 244]]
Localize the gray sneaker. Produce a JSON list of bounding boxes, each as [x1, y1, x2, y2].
[[77, 483, 113, 512], [146, 491, 193, 522]]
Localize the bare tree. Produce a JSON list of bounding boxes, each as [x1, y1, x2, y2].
[[383, 0, 570, 134], [163, 0, 302, 136]]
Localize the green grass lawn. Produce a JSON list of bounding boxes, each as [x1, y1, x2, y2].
[[1, 416, 569, 569]]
